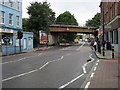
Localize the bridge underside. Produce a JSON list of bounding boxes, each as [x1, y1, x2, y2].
[[49, 27, 95, 34]]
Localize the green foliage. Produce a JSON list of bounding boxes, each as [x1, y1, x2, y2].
[[77, 35, 83, 39], [86, 13, 100, 27], [55, 11, 78, 25], [59, 33, 77, 43], [27, 1, 55, 32], [22, 18, 29, 31], [26, 1, 55, 47], [56, 11, 78, 43]]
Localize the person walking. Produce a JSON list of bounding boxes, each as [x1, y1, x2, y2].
[[93, 41, 97, 51]]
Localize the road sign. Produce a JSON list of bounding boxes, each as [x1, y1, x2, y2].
[[99, 25, 111, 29]]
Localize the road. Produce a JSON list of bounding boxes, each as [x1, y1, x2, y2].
[[2, 43, 97, 88]]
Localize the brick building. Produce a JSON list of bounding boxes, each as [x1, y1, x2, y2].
[[99, 1, 120, 53]]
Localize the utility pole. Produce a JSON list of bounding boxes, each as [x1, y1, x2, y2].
[[102, 2, 105, 56]]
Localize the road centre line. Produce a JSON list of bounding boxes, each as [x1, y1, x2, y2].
[[2, 62, 49, 82], [77, 43, 85, 50], [2, 54, 71, 82], [82, 65, 87, 74], [59, 73, 84, 89], [38, 53, 43, 56], [1, 53, 43, 65]]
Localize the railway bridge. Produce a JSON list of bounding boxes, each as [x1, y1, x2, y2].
[[48, 25, 97, 45]]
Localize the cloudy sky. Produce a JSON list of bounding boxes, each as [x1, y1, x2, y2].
[[22, 0, 101, 26]]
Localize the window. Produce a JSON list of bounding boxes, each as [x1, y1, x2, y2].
[[16, 39, 19, 46], [115, 3, 118, 16], [110, 31, 113, 44], [17, 1, 20, 10], [2, 34, 13, 45], [9, 0, 13, 8], [0, 11, 5, 24], [16, 16, 19, 26], [9, 14, 13, 25], [1, 0, 4, 5], [28, 37, 33, 46], [114, 30, 118, 44]]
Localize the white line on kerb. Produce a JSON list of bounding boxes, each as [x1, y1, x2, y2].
[[59, 73, 84, 89], [96, 63, 98, 66], [59, 54, 95, 89], [90, 73, 95, 78], [97, 60, 100, 62], [85, 82, 91, 89], [94, 67, 97, 71]]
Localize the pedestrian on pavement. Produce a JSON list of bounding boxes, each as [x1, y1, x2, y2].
[[97, 40, 101, 54], [93, 41, 97, 51]]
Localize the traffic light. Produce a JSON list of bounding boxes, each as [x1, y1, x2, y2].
[[94, 30, 98, 38], [17, 31, 23, 39]]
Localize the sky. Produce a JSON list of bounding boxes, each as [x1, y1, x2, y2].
[[22, 0, 101, 26]]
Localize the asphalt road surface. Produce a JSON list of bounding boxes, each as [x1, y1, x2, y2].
[[2, 43, 97, 88]]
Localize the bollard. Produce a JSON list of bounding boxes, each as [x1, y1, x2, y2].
[[112, 46, 114, 58]]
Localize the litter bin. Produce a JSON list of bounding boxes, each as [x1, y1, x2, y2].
[[106, 42, 111, 50]]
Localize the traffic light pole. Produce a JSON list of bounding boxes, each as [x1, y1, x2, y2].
[[19, 39, 21, 52], [17, 31, 23, 53]]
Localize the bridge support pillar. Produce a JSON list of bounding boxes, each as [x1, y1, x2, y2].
[[48, 33, 59, 45]]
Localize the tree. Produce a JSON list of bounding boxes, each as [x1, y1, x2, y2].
[[86, 13, 100, 27], [27, 1, 55, 47], [22, 18, 29, 32], [55, 11, 78, 43], [55, 11, 78, 25]]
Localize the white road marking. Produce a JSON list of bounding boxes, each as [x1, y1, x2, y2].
[[38, 53, 43, 56], [90, 73, 95, 78], [2, 54, 71, 82], [2, 62, 49, 82], [59, 73, 84, 89], [96, 63, 98, 66], [1, 53, 43, 65], [77, 43, 85, 50], [85, 82, 91, 89], [97, 60, 100, 62], [82, 65, 87, 74], [94, 67, 97, 71], [59, 54, 95, 89], [82, 54, 95, 75]]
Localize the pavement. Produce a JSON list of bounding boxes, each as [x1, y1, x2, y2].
[[83, 47, 120, 90]]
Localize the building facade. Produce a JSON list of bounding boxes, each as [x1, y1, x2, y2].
[[0, 0, 33, 55], [99, 1, 120, 53]]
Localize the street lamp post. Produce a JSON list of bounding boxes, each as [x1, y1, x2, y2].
[[102, 2, 105, 56]]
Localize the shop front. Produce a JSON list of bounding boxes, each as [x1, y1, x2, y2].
[[0, 28, 34, 55], [0, 28, 22, 55]]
